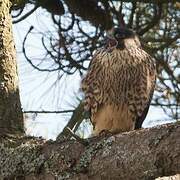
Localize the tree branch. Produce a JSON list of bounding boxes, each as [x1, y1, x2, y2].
[[65, 0, 113, 29], [112, 0, 180, 3], [0, 122, 180, 179], [57, 102, 85, 137], [13, 5, 38, 24], [23, 110, 74, 114]]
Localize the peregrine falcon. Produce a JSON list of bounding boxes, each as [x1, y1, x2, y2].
[[81, 26, 156, 135]]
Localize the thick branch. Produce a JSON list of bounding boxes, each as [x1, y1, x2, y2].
[[112, 0, 180, 3], [0, 122, 180, 179], [65, 0, 113, 29]]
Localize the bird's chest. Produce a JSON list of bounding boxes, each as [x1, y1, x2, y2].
[[100, 49, 138, 68], [98, 50, 142, 101]]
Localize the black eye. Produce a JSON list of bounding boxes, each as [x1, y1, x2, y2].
[[115, 33, 120, 38], [114, 33, 125, 39]]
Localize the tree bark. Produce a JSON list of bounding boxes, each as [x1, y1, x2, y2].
[[0, 0, 24, 135], [110, 0, 179, 3], [0, 122, 179, 180]]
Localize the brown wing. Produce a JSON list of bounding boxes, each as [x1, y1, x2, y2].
[[135, 75, 156, 129], [134, 53, 156, 129], [81, 49, 105, 117], [126, 49, 156, 127]]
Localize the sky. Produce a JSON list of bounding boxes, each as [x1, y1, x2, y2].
[[12, 7, 172, 140]]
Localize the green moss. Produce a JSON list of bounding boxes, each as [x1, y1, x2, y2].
[[0, 135, 116, 179], [75, 136, 115, 172], [0, 142, 45, 178]]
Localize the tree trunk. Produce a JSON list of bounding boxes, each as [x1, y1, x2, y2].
[[0, 0, 24, 135], [0, 122, 179, 180]]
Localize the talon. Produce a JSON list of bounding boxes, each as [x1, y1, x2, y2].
[[99, 129, 112, 137]]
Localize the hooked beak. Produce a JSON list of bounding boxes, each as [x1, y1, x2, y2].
[[105, 28, 118, 48], [106, 28, 114, 39]]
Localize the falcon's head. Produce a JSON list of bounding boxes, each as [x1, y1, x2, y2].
[[107, 27, 141, 49]]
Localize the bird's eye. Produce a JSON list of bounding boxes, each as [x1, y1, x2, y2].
[[115, 33, 124, 39], [115, 34, 120, 38]]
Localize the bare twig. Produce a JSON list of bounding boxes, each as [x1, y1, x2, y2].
[[13, 5, 38, 24], [23, 110, 74, 114]]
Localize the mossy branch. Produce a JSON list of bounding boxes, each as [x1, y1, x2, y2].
[[0, 122, 180, 179]]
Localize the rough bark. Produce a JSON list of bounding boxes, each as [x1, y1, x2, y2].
[[111, 0, 180, 2], [0, 122, 179, 180], [0, 0, 24, 135]]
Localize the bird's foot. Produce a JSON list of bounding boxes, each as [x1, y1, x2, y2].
[[98, 129, 113, 137], [56, 127, 89, 146], [56, 134, 70, 143]]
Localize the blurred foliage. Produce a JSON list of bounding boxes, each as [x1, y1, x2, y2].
[[12, 0, 180, 133]]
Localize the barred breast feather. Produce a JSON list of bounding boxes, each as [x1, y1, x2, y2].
[[81, 47, 156, 135]]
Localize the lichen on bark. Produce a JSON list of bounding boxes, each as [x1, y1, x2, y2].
[[0, 122, 180, 180]]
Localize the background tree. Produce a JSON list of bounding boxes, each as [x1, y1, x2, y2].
[[0, 0, 24, 135]]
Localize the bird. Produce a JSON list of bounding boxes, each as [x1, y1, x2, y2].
[[81, 25, 156, 135]]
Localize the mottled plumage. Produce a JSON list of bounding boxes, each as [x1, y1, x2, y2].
[[81, 27, 156, 135]]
